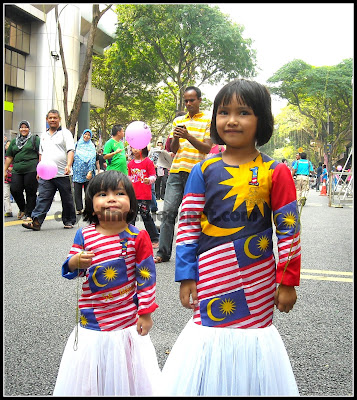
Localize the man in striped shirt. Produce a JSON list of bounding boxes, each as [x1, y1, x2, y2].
[[154, 86, 213, 263]]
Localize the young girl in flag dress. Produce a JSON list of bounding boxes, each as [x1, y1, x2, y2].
[[161, 79, 301, 396], [53, 170, 160, 396]]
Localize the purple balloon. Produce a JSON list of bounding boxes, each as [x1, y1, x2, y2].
[[125, 121, 152, 150], [37, 160, 58, 180]]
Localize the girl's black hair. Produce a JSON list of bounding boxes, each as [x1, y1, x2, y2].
[[131, 146, 148, 158], [83, 170, 137, 225], [140, 146, 148, 158], [210, 79, 274, 147]]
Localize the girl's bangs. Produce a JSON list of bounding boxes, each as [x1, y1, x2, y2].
[[217, 80, 254, 110]]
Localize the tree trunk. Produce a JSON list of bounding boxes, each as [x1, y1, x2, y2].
[[55, 6, 69, 123], [57, 4, 113, 136]]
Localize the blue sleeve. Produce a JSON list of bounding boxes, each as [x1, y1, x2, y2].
[[175, 163, 205, 282], [62, 228, 86, 279]]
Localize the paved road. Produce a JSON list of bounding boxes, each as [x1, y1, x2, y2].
[[4, 189, 353, 396]]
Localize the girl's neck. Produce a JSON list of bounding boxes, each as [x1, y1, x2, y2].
[[222, 146, 260, 166], [134, 155, 145, 161], [95, 221, 128, 236]]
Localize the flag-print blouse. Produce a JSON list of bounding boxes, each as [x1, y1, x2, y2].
[[175, 152, 301, 329], [62, 224, 158, 331]]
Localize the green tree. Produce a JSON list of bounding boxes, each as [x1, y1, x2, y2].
[[91, 42, 160, 143], [267, 59, 352, 165], [114, 4, 256, 111], [264, 104, 323, 163]]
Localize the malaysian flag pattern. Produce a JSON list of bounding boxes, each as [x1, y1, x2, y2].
[[62, 224, 158, 331], [194, 241, 276, 328], [175, 153, 301, 329]]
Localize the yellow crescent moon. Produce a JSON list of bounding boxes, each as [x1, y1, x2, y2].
[[274, 212, 289, 235], [243, 235, 262, 259], [92, 265, 108, 288], [207, 298, 225, 322], [201, 214, 244, 237]]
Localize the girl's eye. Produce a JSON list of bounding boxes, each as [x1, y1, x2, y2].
[[218, 110, 228, 115]]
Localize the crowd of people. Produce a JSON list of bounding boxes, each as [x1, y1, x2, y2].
[[281, 152, 335, 206], [5, 79, 344, 396], [3, 113, 174, 232]]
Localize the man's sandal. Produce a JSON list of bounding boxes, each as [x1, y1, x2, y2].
[[22, 221, 41, 231], [154, 256, 169, 264]]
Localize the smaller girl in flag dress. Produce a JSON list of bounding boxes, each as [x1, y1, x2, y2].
[[161, 79, 301, 396], [53, 170, 160, 396]]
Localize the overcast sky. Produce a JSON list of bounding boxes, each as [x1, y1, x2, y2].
[[202, 3, 354, 115]]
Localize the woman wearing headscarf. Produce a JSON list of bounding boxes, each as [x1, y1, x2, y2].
[[72, 129, 96, 214], [4, 120, 40, 220]]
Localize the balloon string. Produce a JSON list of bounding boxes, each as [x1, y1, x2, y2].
[[73, 251, 84, 351]]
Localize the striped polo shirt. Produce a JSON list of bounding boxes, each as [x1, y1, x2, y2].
[[169, 112, 211, 174]]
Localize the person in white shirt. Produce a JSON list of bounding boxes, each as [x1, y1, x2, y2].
[[22, 109, 76, 231]]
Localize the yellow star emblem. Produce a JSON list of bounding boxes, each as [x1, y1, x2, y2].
[[219, 156, 274, 218]]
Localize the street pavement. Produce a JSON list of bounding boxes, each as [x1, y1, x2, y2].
[[3, 188, 353, 396]]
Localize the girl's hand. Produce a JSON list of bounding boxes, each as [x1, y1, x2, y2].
[[136, 313, 153, 336], [274, 284, 297, 313], [143, 177, 150, 185], [68, 251, 95, 272], [180, 279, 198, 309]]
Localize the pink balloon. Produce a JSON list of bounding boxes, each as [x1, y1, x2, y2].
[[37, 160, 58, 180], [337, 165, 342, 171], [125, 121, 151, 150]]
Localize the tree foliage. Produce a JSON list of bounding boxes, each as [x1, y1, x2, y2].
[[91, 44, 180, 144], [91, 4, 255, 144], [267, 59, 352, 162], [91, 43, 159, 143], [113, 4, 256, 111], [260, 105, 319, 164]]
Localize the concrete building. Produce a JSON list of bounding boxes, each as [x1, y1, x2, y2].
[[4, 4, 116, 141]]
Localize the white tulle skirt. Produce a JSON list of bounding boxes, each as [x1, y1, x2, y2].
[[160, 318, 299, 396], [53, 324, 161, 396]]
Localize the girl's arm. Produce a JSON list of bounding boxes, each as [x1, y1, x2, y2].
[[175, 163, 205, 281], [136, 313, 153, 336], [271, 163, 301, 312], [175, 163, 205, 308], [180, 279, 198, 310], [143, 158, 156, 185], [62, 229, 93, 279], [134, 230, 159, 334]]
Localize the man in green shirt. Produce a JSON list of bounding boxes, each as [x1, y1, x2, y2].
[[103, 125, 128, 175]]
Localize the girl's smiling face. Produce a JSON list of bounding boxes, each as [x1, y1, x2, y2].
[[93, 183, 131, 222], [216, 95, 258, 150]]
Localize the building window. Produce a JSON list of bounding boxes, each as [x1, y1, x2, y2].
[[4, 48, 26, 89], [5, 17, 30, 54]]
